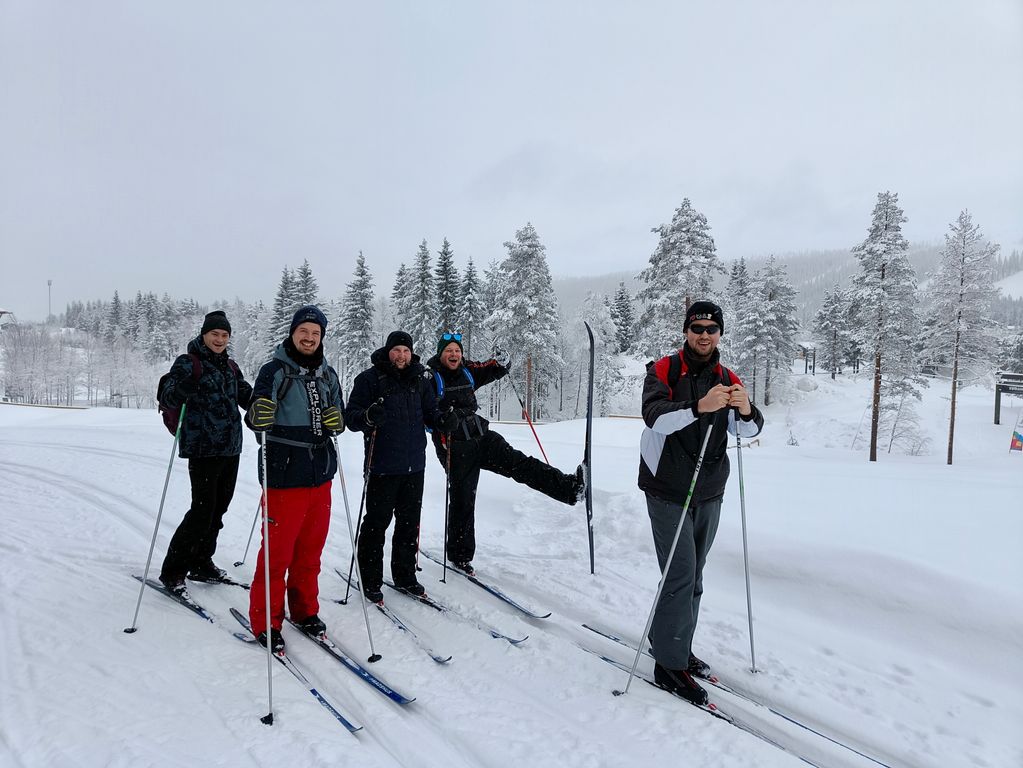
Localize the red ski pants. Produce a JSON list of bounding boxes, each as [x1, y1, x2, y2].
[[248, 481, 331, 635]]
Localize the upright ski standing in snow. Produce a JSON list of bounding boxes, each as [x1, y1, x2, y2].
[[583, 321, 595, 575]]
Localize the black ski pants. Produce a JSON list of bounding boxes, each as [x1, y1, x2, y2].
[[357, 471, 424, 591], [434, 430, 577, 563], [160, 455, 240, 580]]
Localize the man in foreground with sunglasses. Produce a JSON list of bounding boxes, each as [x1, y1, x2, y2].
[[637, 300, 764, 705], [427, 332, 585, 576]]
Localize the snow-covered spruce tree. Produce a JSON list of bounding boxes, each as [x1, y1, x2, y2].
[[721, 258, 760, 397], [755, 257, 799, 405], [458, 256, 484, 359], [610, 282, 635, 353], [813, 285, 855, 379], [239, 300, 272, 376], [268, 266, 296, 354], [434, 238, 460, 337], [337, 251, 376, 393], [103, 291, 123, 346], [293, 259, 320, 306], [998, 333, 1023, 373], [637, 198, 724, 357], [390, 263, 413, 332], [489, 223, 563, 419], [404, 240, 437, 347], [579, 293, 623, 417], [928, 210, 1000, 464], [851, 191, 925, 460]]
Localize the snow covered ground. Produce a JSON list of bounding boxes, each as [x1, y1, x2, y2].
[[1, 371, 1020, 768]]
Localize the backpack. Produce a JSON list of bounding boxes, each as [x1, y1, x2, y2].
[[662, 351, 734, 398], [157, 353, 240, 435]]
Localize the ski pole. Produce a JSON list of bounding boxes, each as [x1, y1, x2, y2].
[[441, 434, 453, 584], [233, 498, 263, 568], [505, 372, 550, 464], [125, 404, 186, 634], [341, 425, 377, 605], [334, 433, 382, 663], [736, 427, 758, 673], [613, 424, 714, 697], [258, 432, 275, 725]]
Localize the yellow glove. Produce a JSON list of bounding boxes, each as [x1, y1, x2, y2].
[[322, 405, 344, 435], [248, 397, 276, 431]]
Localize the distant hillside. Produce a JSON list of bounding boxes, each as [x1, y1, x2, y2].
[[553, 243, 946, 329]]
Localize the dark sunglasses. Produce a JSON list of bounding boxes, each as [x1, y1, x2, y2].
[[688, 324, 721, 336], [442, 332, 463, 342]]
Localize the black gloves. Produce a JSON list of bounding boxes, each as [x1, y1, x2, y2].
[[365, 401, 385, 427], [322, 405, 344, 435], [176, 377, 199, 399], [439, 409, 459, 433], [248, 397, 277, 431]]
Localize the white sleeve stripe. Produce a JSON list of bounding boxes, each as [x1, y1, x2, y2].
[[650, 407, 697, 435]]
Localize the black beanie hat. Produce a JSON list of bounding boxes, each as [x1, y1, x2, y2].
[[436, 333, 464, 357], [200, 310, 231, 335], [290, 305, 328, 335], [385, 330, 414, 353], [684, 300, 724, 333]]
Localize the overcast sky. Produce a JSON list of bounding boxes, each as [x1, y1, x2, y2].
[[2, 1, 1021, 322]]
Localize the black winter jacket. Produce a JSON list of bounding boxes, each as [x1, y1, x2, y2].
[[637, 345, 763, 503], [425, 355, 508, 442], [158, 337, 253, 459], [345, 348, 444, 475]]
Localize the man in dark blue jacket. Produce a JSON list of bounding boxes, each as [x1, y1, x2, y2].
[[345, 331, 456, 602], [157, 310, 253, 594]]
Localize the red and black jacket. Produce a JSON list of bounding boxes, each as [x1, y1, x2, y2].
[[637, 345, 763, 504]]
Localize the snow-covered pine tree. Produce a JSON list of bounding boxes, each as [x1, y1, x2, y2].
[[293, 259, 319, 306], [850, 191, 925, 460], [104, 291, 123, 346], [755, 256, 799, 405], [404, 240, 437, 347], [610, 282, 635, 353], [721, 258, 760, 394], [637, 198, 724, 356], [390, 263, 413, 332], [489, 223, 563, 419], [814, 284, 855, 379], [337, 251, 376, 392], [458, 256, 484, 359], [927, 210, 1000, 464], [579, 292, 623, 417], [268, 266, 296, 354], [434, 238, 460, 336], [998, 333, 1023, 373]]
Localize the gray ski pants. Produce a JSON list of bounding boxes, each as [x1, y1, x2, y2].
[[645, 494, 722, 670]]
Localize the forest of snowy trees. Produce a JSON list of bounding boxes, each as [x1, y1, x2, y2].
[[3, 200, 1022, 460]]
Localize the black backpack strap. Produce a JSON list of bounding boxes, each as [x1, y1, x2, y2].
[[667, 352, 682, 389]]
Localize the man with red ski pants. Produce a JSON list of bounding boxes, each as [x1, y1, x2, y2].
[[245, 305, 344, 653], [638, 301, 764, 705]]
